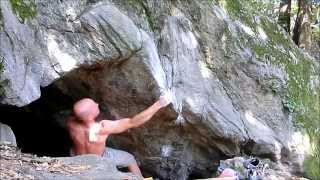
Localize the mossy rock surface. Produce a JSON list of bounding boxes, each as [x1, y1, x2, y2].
[[9, 0, 37, 23]]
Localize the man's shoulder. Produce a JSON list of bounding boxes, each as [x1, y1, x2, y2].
[[66, 117, 84, 130]]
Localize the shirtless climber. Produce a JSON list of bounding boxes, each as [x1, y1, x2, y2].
[[66, 93, 172, 177]]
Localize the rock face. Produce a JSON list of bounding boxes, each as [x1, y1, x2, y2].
[[0, 123, 17, 146], [30, 155, 141, 180], [0, 0, 319, 179]]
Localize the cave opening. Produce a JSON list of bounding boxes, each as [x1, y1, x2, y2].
[[0, 84, 75, 157]]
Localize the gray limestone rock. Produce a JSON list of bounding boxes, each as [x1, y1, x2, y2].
[[28, 155, 142, 180], [0, 122, 17, 146]]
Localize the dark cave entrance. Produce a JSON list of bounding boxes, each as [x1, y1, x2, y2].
[[0, 85, 75, 157]]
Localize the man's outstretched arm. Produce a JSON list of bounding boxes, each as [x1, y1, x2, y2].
[[99, 93, 172, 134]]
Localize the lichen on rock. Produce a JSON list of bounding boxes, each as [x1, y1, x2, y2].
[[9, 0, 37, 23]]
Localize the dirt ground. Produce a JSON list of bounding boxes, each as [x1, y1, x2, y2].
[[0, 142, 90, 179]]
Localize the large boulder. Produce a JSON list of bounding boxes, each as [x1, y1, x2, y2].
[[0, 143, 141, 180], [0, 0, 318, 179], [30, 155, 141, 180]]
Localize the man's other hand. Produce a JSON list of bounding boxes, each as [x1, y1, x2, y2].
[[159, 90, 173, 107]]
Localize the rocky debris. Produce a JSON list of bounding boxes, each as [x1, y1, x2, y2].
[[217, 156, 309, 180], [0, 143, 141, 180], [0, 122, 16, 146]]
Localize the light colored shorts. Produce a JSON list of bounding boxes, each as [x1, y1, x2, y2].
[[102, 147, 136, 167], [70, 147, 136, 167]]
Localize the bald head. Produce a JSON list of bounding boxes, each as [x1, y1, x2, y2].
[[73, 98, 99, 122]]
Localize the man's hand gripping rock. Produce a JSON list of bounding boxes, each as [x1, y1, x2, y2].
[[159, 90, 173, 108]]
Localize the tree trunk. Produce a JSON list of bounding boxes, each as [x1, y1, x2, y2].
[[292, 0, 312, 50], [278, 0, 291, 33]]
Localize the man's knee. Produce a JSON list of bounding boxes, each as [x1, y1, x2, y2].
[[108, 148, 137, 167]]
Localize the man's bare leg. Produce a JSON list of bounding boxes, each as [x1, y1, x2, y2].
[[128, 162, 143, 177]]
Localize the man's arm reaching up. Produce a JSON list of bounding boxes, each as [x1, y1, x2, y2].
[[99, 92, 172, 135]]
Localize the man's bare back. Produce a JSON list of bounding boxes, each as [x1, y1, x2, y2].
[[67, 117, 108, 156]]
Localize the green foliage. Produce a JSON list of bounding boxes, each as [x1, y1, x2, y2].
[[246, 0, 279, 18], [312, 27, 320, 41], [127, 0, 155, 31], [256, 16, 320, 180], [218, 0, 280, 21], [219, 1, 320, 178], [304, 138, 320, 179], [9, 0, 37, 23], [311, 5, 320, 42], [302, 98, 320, 180]]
